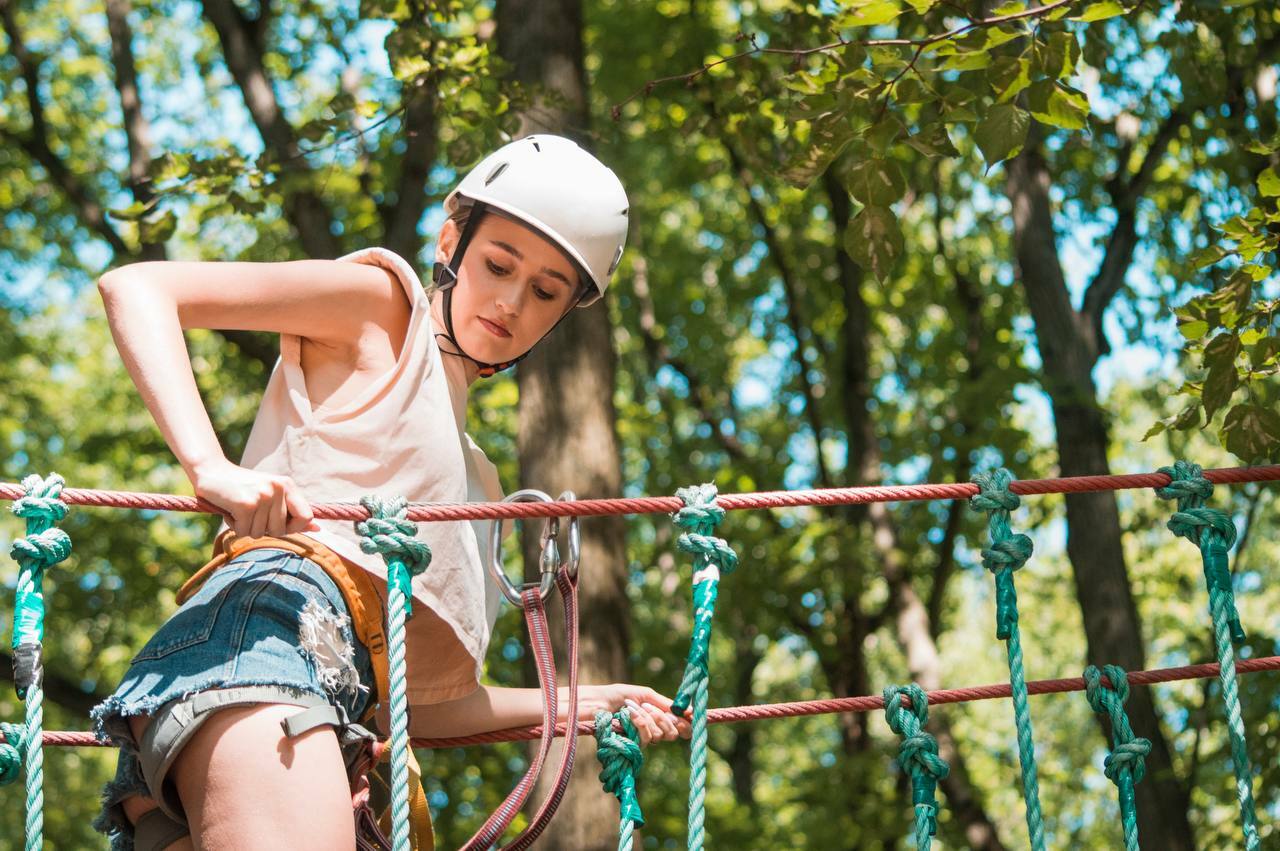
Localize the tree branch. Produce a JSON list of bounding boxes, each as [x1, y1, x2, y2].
[[1081, 106, 1187, 350], [715, 104, 833, 487]]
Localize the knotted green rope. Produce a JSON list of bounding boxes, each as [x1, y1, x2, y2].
[[1083, 665, 1149, 851], [883, 684, 950, 849], [357, 494, 431, 851], [1155, 461, 1258, 850], [594, 709, 644, 851], [969, 469, 1045, 851], [4, 472, 72, 851], [670, 483, 737, 851]]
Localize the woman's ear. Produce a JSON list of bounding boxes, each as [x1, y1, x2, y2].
[[435, 218, 459, 266]]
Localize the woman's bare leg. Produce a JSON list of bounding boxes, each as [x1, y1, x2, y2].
[[122, 715, 195, 851], [126, 705, 354, 851]]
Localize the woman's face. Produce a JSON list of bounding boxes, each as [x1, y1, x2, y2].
[[432, 212, 580, 365]]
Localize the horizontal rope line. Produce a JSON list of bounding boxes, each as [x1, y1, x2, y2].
[[17, 655, 1279, 750], [1, 465, 1277, 523]]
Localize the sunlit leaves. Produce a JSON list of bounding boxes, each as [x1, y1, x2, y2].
[[975, 102, 1030, 167]]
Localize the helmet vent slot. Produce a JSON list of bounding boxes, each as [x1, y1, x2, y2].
[[484, 162, 508, 185]]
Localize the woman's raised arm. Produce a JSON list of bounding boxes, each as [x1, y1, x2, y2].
[[97, 258, 410, 535]]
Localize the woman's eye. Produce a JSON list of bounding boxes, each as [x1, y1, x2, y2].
[[485, 259, 510, 276], [533, 286, 555, 301]]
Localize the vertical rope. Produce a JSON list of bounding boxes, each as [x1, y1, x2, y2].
[[2, 473, 72, 851], [1083, 665, 1149, 851], [594, 709, 644, 851], [669, 483, 738, 851], [1155, 461, 1259, 850], [883, 684, 950, 850], [357, 494, 431, 851], [969, 469, 1045, 851]]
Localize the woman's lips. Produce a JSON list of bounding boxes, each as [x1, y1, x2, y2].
[[479, 317, 512, 338]]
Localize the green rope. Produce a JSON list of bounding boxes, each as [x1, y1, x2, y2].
[[969, 469, 1045, 851], [357, 494, 431, 851], [669, 483, 737, 851], [1083, 665, 1149, 851], [594, 709, 644, 851], [883, 684, 950, 850], [4, 472, 72, 851], [1155, 461, 1259, 850]]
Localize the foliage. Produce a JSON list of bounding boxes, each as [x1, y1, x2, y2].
[[1, 0, 1278, 849]]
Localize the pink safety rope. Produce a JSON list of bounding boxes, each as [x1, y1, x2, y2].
[[3, 464, 1277, 523]]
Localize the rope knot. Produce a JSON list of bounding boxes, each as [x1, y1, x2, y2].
[[676, 532, 739, 575], [1083, 665, 1150, 786], [1154, 461, 1214, 503], [1154, 461, 1245, 644], [969, 469, 1021, 513], [0, 722, 27, 786], [883, 684, 949, 837], [980, 533, 1033, 574], [10, 473, 68, 525], [672, 484, 735, 575], [357, 495, 431, 595], [594, 709, 645, 829], [10, 527, 72, 570]]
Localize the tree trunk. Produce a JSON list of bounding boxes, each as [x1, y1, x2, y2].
[[1005, 129, 1195, 850], [495, 1, 631, 848]]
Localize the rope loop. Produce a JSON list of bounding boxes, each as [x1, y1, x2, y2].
[[594, 709, 645, 830], [10, 528, 72, 571], [883, 684, 949, 842], [0, 722, 27, 786], [357, 495, 431, 595]]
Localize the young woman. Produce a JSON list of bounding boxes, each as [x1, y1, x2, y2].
[[91, 135, 688, 851]]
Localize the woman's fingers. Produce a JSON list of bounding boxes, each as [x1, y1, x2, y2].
[[282, 480, 317, 534], [267, 481, 289, 537], [623, 699, 658, 745]]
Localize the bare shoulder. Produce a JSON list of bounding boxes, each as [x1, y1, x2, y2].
[[99, 256, 414, 346]]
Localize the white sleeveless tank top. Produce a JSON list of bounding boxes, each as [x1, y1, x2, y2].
[[230, 246, 504, 703]]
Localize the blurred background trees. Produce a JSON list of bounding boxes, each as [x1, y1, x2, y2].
[[1, 0, 1277, 847]]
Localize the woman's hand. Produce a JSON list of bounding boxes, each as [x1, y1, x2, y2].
[[572, 684, 692, 745], [192, 458, 319, 538]]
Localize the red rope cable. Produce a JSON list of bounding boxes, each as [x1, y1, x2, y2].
[[16, 654, 1279, 749], [1, 464, 1278, 522]]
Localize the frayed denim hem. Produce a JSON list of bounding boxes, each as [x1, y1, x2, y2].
[[92, 747, 149, 851]]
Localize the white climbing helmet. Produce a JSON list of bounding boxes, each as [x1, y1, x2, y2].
[[443, 134, 629, 306]]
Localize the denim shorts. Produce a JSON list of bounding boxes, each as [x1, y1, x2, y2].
[[90, 547, 378, 850]]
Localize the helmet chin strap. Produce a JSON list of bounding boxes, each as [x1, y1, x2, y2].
[[431, 201, 578, 379]]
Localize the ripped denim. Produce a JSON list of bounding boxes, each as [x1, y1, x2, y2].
[[90, 547, 375, 850]]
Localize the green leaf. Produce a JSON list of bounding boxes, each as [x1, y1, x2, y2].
[[844, 158, 906, 206], [1173, 403, 1202, 431], [904, 123, 960, 158], [1202, 332, 1241, 373], [1190, 244, 1230, 269], [974, 102, 1030, 167], [1201, 357, 1239, 423], [864, 115, 907, 153], [1251, 336, 1280, 370], [989, 56, 1033, 103], [1258, 167, 1280, 197], [844, 206, 904, 282], [1178, 317, 1209, 340], [1026, 80, 1091, 130], [138, 209, 177, 245], [938, 50, 992, 72], [1070, 1, 1126, 21], [903, 0, 935, 10], [1222, 404, 1280, 462], [1031, 32, 1081, 79], [838, 0, 903, 27], [1142, 418, 1168, 441]]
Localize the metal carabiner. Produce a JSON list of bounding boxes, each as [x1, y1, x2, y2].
[[486, 489, 582, 607], [487, 489, 557, 607]]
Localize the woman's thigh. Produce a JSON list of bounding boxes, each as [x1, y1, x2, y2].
[[167, 703, 355, 851]]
